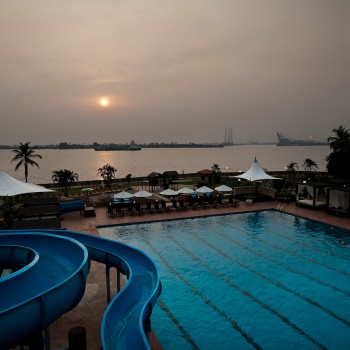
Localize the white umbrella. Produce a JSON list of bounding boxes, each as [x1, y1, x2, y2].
[[113, 191, 134, 199], [159, 188, 178, 196], [81, 187, 93, 195], [133, 190, 153, 198], [177, 187, 195, 194], [196, 186, 214, 194], [0, 171, 54, 196], [215, 185, 233, 192]]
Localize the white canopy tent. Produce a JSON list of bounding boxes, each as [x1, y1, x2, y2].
[[233, 158, 281, 182], [0, 171, 54, 196]]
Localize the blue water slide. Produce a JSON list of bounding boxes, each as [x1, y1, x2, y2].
[[0, 229, 162, 349], [0, 232, 89, 349]]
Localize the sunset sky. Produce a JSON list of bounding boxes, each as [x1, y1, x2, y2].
[[1, 1, 349, 144]]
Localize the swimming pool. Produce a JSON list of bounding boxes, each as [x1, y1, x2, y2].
[[98, 210, 350, 350]]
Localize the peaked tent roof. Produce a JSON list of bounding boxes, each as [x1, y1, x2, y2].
[[0, 171, 54, 196], [233, 158, 281, 182]]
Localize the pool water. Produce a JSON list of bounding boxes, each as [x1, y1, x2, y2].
[[98, 210, 350, 350]]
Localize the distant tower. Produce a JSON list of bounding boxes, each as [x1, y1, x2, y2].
[[229, 128, 233, 144], [224, 127, 233, 145]]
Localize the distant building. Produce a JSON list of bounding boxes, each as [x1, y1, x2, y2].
[[197, 169, 213, 184], [162, 171, 179, 189]]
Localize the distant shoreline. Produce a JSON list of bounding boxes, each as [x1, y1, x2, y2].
[[0, 142, 280, 150]]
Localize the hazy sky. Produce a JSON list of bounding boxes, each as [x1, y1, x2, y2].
[[1, 1, 349, 145]]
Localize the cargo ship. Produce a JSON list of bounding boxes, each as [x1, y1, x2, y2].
[[276, 132, 328, 146]]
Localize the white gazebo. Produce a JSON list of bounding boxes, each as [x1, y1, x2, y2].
[[232, 158, 281, 201], [233, 158, 281, 182]]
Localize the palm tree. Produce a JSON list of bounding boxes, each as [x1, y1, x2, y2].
[[211, 163, 222, 184], [125, 174, 132, 189], [285, 161, 299, 176], [302, 158, 318, 172], [52, 169, 78, 196], [98, 164, 117, 189], [327, 125, 350, 150], [326, 125, 350, 182], [11, 142, 42, 182]]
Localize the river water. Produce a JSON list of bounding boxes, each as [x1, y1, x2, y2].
[[0, 145, 330, 184]]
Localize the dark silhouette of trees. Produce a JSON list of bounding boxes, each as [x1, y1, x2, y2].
[[211, 163, 222, 184], [11, 142, 42, 182], [125, 174, 132, 189], [326, 125, 350, 183], [302, 158, 318, 172], [52, 169, 78, 196], [98, 164, 117, 189], [285, 162, 299, 177]]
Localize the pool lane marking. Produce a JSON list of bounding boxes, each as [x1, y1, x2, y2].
[[157, 298, 200, 350], [261, 216, 350, 262], [191, 232, 350, 329], [218, 229, 350, 298], [230, 223, 350, 278], [143, 239, 263, 350], [168, 235, 326, 349]]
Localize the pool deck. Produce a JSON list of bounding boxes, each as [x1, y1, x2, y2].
[[50, 200, 350, 349]]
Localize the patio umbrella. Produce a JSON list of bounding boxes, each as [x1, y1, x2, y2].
[[215, 185, 233, 192], [81, 187, 93, 195], [0, 171, 54, 196], [113, 191, 134, 200], [133, 190, 154, 211], [133, 190, 153, 198], [177, 187, 195, 194], [196, 186, 214, 194], [159, 188, 178, 196]]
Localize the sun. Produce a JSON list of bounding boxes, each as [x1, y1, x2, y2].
[[99, 97, 109, 107]]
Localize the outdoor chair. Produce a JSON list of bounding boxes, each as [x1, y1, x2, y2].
[[106, 204, 117, 218], [146, 203, 157, 214], [233, 200, 240, 207]]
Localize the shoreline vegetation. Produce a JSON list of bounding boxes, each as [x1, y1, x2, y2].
[[0, 141, 279, 150], [38, 170, 330, 193]]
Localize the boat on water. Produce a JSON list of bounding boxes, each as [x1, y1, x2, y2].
[[276, 132, 328, 146], [94, 140, 141, 151]]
